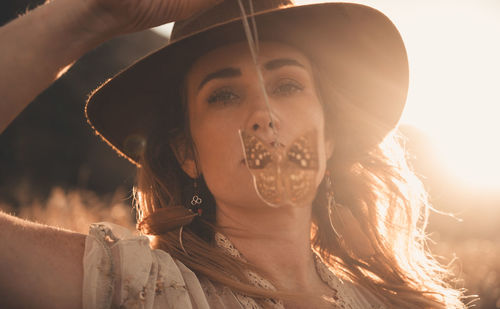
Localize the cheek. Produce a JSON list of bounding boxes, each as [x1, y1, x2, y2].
[[316, 128, 330, 184], [279, 94, 326, 136], [189, 112, 246, 189], [191, 127, 257, 205], [192, 123, 236, 166]]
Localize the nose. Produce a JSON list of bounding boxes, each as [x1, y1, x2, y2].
[[250, 117, 275, 131], [245, 106, 281, 141]]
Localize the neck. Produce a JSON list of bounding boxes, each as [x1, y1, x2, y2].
[[215, 201, 327, 293]]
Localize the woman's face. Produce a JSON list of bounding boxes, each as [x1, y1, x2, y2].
[[182, 41, 333, 209]]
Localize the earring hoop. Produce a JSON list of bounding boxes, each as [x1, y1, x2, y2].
[[325, 170, 343, 241], [179, 225, 189, 255]]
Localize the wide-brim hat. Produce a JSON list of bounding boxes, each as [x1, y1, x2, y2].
[[85, 0, 408, 167]]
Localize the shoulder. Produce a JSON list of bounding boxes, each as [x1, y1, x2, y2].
[[83, 222, 209, 309]]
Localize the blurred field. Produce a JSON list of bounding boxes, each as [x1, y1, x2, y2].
[[0, 187, 497, 308], [0, 187, 136, 234], [428, 207, 500, 309]]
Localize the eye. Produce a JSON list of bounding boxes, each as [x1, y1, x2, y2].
[[272, 79, 304, 97], [207, 87, 240, 105]]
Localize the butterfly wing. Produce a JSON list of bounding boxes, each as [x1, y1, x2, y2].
[[239, 130, 282, 207], [282, 130, 319, 205]]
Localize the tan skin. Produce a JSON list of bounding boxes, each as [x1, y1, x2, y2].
[[0, 0, 334, 308], [182, 42, 335, 307]]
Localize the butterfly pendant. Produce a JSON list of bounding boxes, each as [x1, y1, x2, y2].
[[239, 129, 320, 207]]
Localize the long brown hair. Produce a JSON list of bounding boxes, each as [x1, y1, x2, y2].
[[134, 57, 467, 308]]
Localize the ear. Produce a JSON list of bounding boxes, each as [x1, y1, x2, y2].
[[169, 133, 199, 179], [324, 136, 335, 161]]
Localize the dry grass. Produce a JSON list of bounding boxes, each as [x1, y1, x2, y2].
[[0, 187, 135, 234], [0, 187, 498, 308]]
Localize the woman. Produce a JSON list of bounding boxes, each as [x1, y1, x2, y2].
[[0, 0, 466, 308]]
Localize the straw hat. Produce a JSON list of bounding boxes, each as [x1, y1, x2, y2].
[[85, 0, 408, 167]]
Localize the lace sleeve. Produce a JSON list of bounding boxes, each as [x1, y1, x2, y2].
[[82, 223, 116, 309], [82, 222, 208, 309]]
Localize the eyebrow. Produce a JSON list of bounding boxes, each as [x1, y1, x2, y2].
[[198, 67, 241, 90], [264, 58, 305, 71], [197, 57, 306, 90]]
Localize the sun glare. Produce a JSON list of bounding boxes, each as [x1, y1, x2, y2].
[[383, 0, 500, 190]]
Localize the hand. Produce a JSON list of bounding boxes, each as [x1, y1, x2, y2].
[[82, 0, 223, 37]]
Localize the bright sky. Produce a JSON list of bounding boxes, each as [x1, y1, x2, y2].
[[327, 0, 500, 190], [152, 1, 500, 190]]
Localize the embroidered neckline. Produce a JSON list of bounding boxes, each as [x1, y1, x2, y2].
[[214, 232, 359, 309]]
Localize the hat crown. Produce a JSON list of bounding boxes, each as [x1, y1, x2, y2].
[[171, 0, 294, 42]]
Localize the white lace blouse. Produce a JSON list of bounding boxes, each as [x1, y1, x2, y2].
[[83, 222, 386, 309]]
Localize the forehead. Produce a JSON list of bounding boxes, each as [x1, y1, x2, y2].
[[186, 41, 312, 86]]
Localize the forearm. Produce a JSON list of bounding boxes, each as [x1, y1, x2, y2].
[[0, 210, 86, 309], [0, 0, 110, 134]]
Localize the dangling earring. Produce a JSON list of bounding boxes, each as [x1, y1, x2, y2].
[[324, 170, 376, 259], [180, 177, 203, 256], [191, 178, 203, 216], [179, 225, 188, 255], [325, 170, 343, 241]]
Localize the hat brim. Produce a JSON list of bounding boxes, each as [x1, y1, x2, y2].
[[85, 2, 408, 167]]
